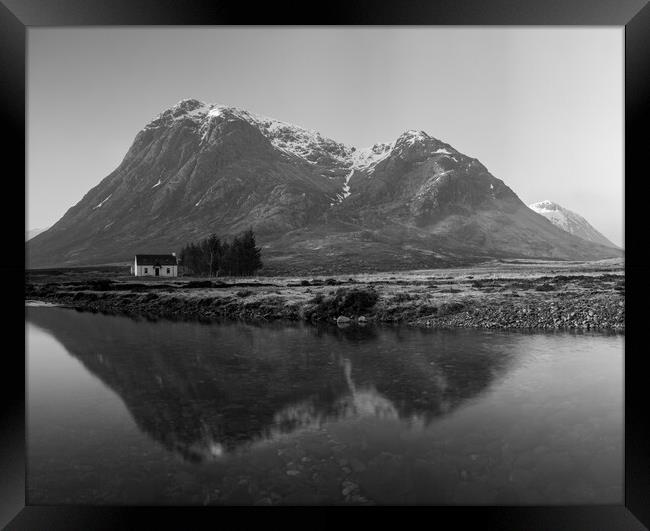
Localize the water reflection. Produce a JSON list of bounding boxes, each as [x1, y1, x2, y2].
[[27, 307, 518, 463]]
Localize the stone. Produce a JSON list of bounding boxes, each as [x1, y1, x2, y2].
[[336, 315, 351, 324]]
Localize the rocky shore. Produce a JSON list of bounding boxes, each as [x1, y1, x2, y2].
[[411, 293, 624, 330], [26, 260, 625, 332]]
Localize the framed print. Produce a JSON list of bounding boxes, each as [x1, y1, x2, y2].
[[3, 0, 650, 529]]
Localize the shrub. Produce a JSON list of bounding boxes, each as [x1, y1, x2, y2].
[[535, 283, 555, 292], [186, 280, 214, 288], [417, 305, 438, 316], [118, 283, 148, 292], [440, 288, 462, 293], [119, 293, 138, 299], [392, 292, 414, 303], [88, 279, 114, 291], [437, 301, 465, 316], [308, 287, 378, 320]]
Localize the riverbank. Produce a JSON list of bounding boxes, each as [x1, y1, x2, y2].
[[25, 259, 625, 331]]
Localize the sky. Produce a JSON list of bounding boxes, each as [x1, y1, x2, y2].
[[27, 27, 624, 247]]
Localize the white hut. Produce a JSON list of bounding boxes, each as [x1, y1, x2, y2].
[[132, 254, 178, 277]]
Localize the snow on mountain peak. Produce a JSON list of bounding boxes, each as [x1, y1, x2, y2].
[[146, 98, 210, 128], [529, 201, 576, 232], [146, 100, 463, 174], [172, 98, 207, 111], [255, 117, 349, 164], [397, 130, 429, 144], [349, 142, 393, 171], [529, 200, 617, 248], [529, 200, 561, 212], [146, 99, 351, 164]]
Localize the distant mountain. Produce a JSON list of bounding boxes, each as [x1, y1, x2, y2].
[[528, 200, 619, 248], [26, 227, 48, 241], [27, 99, 621, 273]]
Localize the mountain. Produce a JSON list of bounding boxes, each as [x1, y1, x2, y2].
[[27, 99, 621, 273], [26, 227, 48, 241], [528, 200, 619, 248]]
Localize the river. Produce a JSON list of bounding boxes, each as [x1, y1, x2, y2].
[[26, 305, 623, 505]]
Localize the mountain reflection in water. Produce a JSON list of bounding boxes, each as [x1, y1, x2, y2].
[[28, 307, 518, 463]]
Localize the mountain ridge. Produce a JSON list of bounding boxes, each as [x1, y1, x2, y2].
[[27, 99, 621, 273]]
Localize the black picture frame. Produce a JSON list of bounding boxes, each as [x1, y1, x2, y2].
[[3, 1, 649, 528]]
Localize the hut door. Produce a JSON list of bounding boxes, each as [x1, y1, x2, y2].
[[155, 267, 160, 277]]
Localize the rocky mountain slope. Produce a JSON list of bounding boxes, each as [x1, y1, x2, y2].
[[528, 200, 619, 248], [27, 99, 621, 273]]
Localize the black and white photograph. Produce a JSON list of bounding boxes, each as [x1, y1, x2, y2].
[[23, 25, 627, 508]]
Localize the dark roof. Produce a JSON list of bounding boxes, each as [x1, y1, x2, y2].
[[135, 254, 177, 266]]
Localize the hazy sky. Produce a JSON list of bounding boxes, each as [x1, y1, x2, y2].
[[28, 27, 623, 246]]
